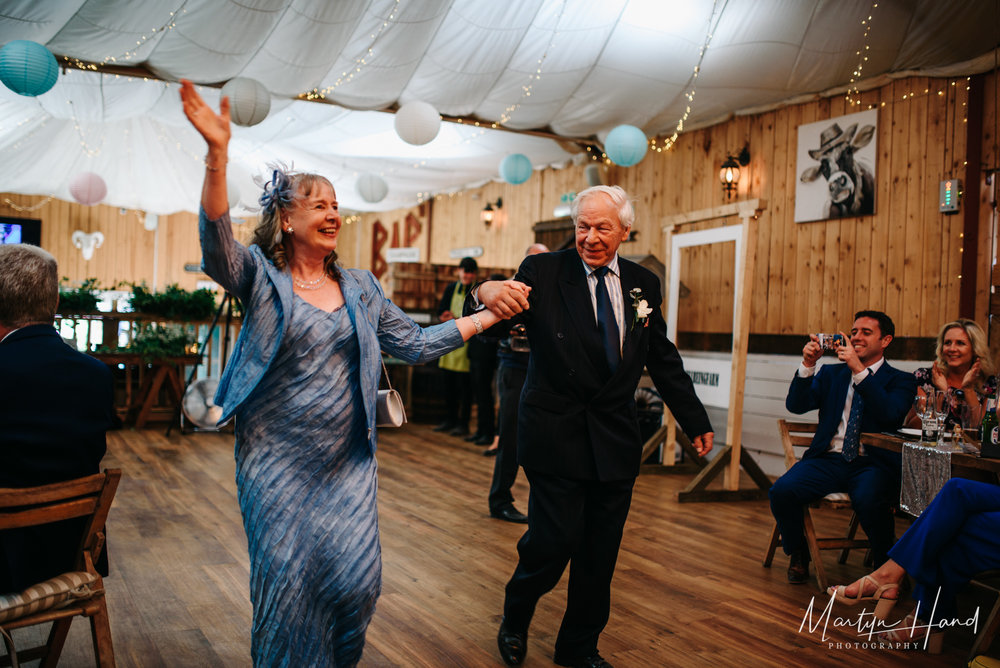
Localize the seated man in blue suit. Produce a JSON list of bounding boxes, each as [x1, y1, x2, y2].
[[0, 244, 115, 593], [770, 310, 916, 584]]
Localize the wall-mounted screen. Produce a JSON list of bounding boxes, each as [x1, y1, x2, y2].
[[0, 217, 41, 246]]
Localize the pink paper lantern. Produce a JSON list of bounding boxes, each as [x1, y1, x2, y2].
[[69, 172, 107, 206]]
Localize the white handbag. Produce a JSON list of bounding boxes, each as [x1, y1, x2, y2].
[[376, 356, 407, 427]]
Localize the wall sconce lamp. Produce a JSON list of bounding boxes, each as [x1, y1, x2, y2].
[[481, 197, 503, 226], [720, 145, 750, 199]]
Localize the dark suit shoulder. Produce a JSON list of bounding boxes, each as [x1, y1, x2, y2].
[[1, 326, 111, 380]]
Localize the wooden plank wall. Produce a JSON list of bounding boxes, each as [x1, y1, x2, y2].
[[2, 71, 996, 339]]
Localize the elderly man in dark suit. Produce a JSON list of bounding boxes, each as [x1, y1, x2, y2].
[[0, 244, 114, 593], [472, 185, 713, 668], [770, 311, 916, 585]]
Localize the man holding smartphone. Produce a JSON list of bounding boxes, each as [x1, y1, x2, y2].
[[769, 310, 917, 584]]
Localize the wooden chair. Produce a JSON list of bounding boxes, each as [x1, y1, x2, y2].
[[762, 420, 869, 591], [968, 570, 1000, 661], [0, 469, 121, 668]]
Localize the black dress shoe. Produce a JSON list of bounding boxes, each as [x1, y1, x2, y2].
[[449, 425, 470, 437], [432, 421, 456, 432], [463, 432, 482, 442], [483, 446, 498, 457], [554, 652, 613, 668], [490, 506, 528, 524], [474, 434, 494, 446], [497, 618, 527, 665], [787, 550, 809, 584]]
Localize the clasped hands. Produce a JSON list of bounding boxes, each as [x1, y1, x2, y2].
[[477, 279, 531, 319]]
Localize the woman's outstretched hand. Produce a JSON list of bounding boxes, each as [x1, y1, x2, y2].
[[180, 79, 231, 150], [180, 79, 231, 218]]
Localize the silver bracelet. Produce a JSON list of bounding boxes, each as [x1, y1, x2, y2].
[[470, 312, 484, 335]]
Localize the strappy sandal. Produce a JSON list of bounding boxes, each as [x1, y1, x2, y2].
[[826, 574, 900, 619], [883, 613, 944, 653]]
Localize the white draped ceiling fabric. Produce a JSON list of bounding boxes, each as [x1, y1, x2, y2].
[[0, 0, 997, 215]]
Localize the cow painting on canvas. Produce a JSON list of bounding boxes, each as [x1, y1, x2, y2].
[[794, 109, 878, 223]]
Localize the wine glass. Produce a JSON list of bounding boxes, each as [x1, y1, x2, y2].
[[932, 390, 951, 448], [953, 402, 976, 453]]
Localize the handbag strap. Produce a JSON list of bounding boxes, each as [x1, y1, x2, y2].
[[380, 354, 394, 391]]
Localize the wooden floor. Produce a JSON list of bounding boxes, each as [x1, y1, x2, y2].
[[8, 423, 991, 667]]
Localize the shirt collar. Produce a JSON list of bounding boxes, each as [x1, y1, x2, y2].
[[581, 254, 620, 278], [866, 357, 886, 374]]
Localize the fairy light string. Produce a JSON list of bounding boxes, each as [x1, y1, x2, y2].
[[846, 1, 878, 107], [646, 0, 725, 155], [300, 0, 401, 101]]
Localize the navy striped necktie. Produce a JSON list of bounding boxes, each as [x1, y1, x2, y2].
[[842, 390, 864, 461], [593, 266, 620, 375]]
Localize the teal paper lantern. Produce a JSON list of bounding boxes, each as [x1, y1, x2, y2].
[[604, 124, 648, 167], [0, 40, 59, 97], [499, 154, 532, 185]]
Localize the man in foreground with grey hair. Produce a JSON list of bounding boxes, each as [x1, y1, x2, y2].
[[0, 243, 114, 593]]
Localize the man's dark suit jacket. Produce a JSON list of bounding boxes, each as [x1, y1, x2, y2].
[[491, 249, 711, 481], [0, 324, 114, 592], [785, 361, 916, 473]]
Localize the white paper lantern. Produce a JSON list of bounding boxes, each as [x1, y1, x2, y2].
[[69, 172, 107, 206], [394, 101, 441, 145], [356, 173, 388, 204], [221, 77, 271, 127]]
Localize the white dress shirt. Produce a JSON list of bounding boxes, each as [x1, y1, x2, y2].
[[797, 356, 885, 455], [582, 255, 625, 353]]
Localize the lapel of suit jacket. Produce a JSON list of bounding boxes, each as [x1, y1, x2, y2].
[[557, 252, 607, 378], [618, 260, 642, 367]]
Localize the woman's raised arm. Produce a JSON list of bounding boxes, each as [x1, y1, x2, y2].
[[179, 79, 231, 219]]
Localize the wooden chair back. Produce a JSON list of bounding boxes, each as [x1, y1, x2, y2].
[[777, 419, 818, 469], [0, 469, 121, 668]]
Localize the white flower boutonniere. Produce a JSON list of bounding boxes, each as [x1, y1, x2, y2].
[[630, 288, 652, 330]]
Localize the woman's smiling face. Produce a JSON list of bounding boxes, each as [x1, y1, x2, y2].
[[941, 325, 974, 371], [283, 181, 341, 255]]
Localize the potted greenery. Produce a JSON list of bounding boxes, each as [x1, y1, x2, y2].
[[57, 277, 102, 314], [128, 283, 217, 321]]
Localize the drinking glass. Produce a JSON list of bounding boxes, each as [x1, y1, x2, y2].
[[933, 390, 951, 447], [953, 402, 977, 453]]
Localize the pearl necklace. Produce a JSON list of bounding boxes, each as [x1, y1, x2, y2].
[[292, 273, 327, 290]]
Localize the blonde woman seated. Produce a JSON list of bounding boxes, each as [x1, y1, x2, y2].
[[906, 319, 997, 430]]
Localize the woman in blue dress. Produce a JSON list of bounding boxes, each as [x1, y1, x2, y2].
[[180, 80, 523, 667], [828, 478, 1000, 652]]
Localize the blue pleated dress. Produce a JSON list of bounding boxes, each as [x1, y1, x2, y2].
[[235, 295, 377, 667]]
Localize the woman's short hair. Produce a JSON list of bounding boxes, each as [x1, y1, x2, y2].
[[935, 318, 997, 381], [570, 185, 635, 230], [0, 244, 59, 328]]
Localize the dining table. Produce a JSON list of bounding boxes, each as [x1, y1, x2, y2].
[[862, 431, 1000, 480]]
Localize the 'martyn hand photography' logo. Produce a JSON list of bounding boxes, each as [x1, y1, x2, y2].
[[798, 589, 979, 651]]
